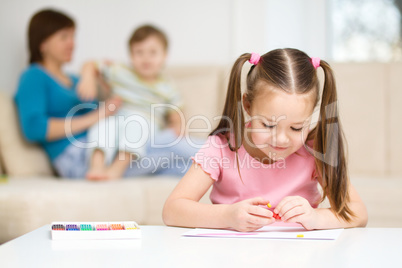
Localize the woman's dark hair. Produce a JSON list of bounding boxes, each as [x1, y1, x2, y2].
[[211, 48, 354, 222], [28, 9, 75, 63]]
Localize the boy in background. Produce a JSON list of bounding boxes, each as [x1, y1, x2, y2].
[[78, 25, 196, 180]]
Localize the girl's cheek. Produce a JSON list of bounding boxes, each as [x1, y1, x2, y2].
[[299, 128, 309, 144], [250, 132, 271, 147], [290, 133, 305, 151]]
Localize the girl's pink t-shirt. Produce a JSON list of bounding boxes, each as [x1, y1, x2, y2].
[[192, 134, 322, 208]]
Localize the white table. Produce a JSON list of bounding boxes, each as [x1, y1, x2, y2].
[[0, 225, 401, 268]]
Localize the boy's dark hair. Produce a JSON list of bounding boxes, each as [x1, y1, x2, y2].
[[128, 24, 168, 50], [28, 9, 75, 64]]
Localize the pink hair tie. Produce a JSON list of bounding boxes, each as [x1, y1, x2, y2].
[[311, 57, 320, 69], [249, 53, 261, 65]]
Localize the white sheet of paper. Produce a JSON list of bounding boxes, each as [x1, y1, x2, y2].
[[182, 226, 343, 240]]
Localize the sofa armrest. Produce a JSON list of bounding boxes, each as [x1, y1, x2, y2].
[[0, 92, 54, 177]]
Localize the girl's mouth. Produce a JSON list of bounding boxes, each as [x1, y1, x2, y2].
[[269, 144, 288, 151]]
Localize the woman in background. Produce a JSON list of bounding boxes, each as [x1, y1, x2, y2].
[[14, 9, 121, 178]]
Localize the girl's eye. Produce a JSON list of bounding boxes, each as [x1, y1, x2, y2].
[[291, 127, 303, 132], [263, 123, 275, 129]]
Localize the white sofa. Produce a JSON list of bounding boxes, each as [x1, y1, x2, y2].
[[0, 66, 224, 244], [0, 63, 401, 244]]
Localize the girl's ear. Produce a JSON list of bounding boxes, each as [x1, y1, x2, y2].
[[242, 93, 251, 116]]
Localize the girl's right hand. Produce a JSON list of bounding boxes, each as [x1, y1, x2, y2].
[[226, 197, 275, 232], [99, 96, 122, 119]]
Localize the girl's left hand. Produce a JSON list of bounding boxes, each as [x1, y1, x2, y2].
[[274, 196, 318, 230]]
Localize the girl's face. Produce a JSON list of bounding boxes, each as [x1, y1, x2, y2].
[[130, 35, 167, 81], [243, 83, 316, 162], [40, 27, 75, 64]]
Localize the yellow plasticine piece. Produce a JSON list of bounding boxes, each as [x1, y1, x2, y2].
[[297, 234, 304, 238], [267, 203, 272, 208]]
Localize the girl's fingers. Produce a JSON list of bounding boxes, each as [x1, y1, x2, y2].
[[278, 200, 302, 217], [273, 196, 292, 214], [274, 196, 299, 215], [248, 205, 273, 218], [248, 197, 270, 206], [284, 214, 302, 224], [242, 225, 264, 232], [246, 213, 275, 226], [281, 206, 304, 222], [245, 220, 265, 228]]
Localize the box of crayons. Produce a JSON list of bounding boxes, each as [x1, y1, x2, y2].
[[51, 221, 141, 240]]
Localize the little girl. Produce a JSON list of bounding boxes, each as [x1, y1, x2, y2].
[[163, 48, 368, 231]]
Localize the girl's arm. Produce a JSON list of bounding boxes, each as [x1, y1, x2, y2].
[[313, 183, 368, 228], [274, 183, 368, 230], [163, 163, 275, 232], [46, 96, 121, 141]]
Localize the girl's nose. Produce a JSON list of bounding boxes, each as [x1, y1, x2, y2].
[[273, 129, 289, 146]]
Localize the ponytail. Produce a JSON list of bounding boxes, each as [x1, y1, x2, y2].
[[313, 60, 355, 222], [211, 53, 250, 148], [211, 53, 251, 180]]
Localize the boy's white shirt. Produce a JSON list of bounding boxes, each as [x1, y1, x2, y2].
[[95, 61, 183, 130]]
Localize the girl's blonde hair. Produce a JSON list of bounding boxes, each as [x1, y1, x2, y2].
[[211, 48, 354, 222]]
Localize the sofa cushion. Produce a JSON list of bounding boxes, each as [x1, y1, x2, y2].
[[388, 63, 402, 176], [0, 92, 53, 177], [332, 63, 387, 176], [165, 66, 226, 136]]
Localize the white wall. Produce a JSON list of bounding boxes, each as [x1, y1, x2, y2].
[[232, 0, 328, 58], [0, 0, 329, 93], [265, 0, 329, 57]]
